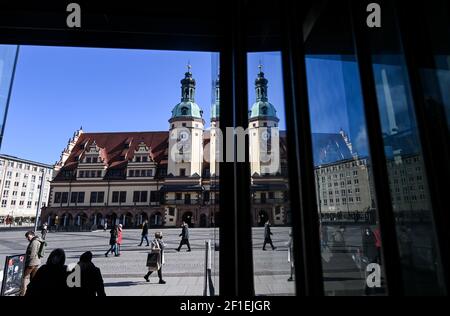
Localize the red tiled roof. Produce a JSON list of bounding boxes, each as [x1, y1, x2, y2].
[[61, 131, 169, 170]]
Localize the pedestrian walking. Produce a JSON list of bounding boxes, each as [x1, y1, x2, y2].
[[138, 220, 149, 247], [71, 251, 106, 296], [20, 231, 44, 296], [25, 248, 69, 296], [175, 221, 191, 252], [41, 222, 48, 240], [287, 230, 294, 282], [362, 227, 378, 263], [262, 220, 276, 251], [103, 221, 107, 232], [144, 232, 166, 284], [105, 225, 118, 257], [116, 224, 123, 256]]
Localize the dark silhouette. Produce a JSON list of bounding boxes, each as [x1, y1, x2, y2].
[[139, 220, 149, 246], [71, 251, 106, 296], [362, 227, 378, 263], [176, 221, 191, 252], [262, 221, 276, 251], [25, 249, 69, 296]]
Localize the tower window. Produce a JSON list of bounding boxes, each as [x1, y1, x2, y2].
[[181, 107, 188, 115], [261, 106, 268, 115], [182, 123, 187, 127], [180, 168, 186, 177]]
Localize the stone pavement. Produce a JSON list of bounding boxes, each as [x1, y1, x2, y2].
[[0, 226, 371, 296]]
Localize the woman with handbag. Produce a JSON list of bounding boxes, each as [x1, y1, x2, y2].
[[144, 231, 166, 284]]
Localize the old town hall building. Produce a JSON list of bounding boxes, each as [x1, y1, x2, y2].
[[40, 67, 292, 229]]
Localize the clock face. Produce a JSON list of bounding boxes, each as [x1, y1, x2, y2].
[[261, 130, 271, 141], [179, 130, 190, 142]]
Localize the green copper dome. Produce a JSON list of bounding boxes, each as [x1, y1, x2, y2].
[[171, 101, 203, 119], [170, 66, 203, 120], [249, 101, 278, 120]]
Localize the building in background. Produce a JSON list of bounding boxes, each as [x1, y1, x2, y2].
[[40, 68, 363, 229], [0, 154, 52, 225]]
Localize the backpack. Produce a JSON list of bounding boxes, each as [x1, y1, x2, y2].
[[38, 240, 47, 258]]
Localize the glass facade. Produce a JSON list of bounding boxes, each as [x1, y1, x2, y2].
[[0, 1, 449, 296], [0, 45, 19, 148]]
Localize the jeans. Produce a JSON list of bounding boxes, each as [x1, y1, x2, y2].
[[140, 235, 149, 246], [106, 243, 117, 256]]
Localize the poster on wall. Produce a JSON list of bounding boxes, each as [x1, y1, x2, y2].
[[1, 254, 26, 296]]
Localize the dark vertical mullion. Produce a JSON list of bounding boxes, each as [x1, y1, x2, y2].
[[393, 0, 450, 294], [219, 0, 254, 296], [232, 0, 254, 296], [349, 0, 403, 295], [219, 0, 237, 295], [281, 0, 324, 296]]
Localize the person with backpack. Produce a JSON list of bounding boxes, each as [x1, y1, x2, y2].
[[20, 231, 45, 296]]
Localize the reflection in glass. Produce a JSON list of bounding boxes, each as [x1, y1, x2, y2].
[[0, 45, 19, 148], [305, 54, 385, 296], [373, 55, 446, 295], [248, 52, 295, 296]]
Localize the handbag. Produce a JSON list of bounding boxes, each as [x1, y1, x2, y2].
[[146, 252, 160, 271]]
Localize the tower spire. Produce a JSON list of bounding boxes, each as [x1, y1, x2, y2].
[[255, 64, 268, 102], [181, 64, 196, 102]]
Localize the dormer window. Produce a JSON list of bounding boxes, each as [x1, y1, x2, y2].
[[92, 157, 98, 163], [136, 156, 141, 162], [142, 156, 148, 162], [181, 107, 188, 115], [86, 157, 91, 163], [261, 106, 268, 115]]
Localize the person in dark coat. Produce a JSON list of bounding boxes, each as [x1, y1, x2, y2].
[[105, 225, 118, 257], [262, 220, 276, 251], [362, 227, 378, 263], [25, 248, 69, 296], [71, 251, 106, 296], [139, 220, 149, 247], [175, 221, 191, 252]]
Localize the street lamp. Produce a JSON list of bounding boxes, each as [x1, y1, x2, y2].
[[34, 169, 47, 232]]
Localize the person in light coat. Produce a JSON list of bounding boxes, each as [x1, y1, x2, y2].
[[144, 232, 166, 284]]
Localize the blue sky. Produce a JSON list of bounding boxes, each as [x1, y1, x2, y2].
[[0, 46, 369, 164]]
